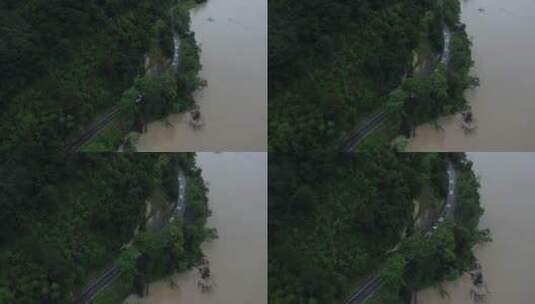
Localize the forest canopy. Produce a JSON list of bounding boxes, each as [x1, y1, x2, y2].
[[0, 0, 203, 152], [268, 152, 487, 304], [0, 153, 212, 303], [268, 0, 475, 151]]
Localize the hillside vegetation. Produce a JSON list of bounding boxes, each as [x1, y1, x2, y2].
[[0, 0, 204, 152], [269, 0, 476, 151], [268, 152, 488, 304], [0, 153, 213, 303]]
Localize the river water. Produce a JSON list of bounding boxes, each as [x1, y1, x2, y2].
[[124, 152, 267, 304], [407, 0, 535, 151], [417, 153, 535, 303], [135, 0, 267, 152]]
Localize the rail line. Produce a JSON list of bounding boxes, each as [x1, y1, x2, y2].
[[340, 25, 451, 152], [344, 161, 456, 304], [63, 105, 122, 152], [73, 167, 187, 303]]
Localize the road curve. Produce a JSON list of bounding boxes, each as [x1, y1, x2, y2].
[[65, 6, 183, 153], [340, 24, 451, 152], [344, 160, 456, 304], [74, 167, 187, 304]]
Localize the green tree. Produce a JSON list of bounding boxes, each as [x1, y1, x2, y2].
[[116, 247, 140, 283], [381, 255, 407, 304]]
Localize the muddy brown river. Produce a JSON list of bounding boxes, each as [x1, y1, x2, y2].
[[124, 153, 267, 304], [135, 0, 267, 151], [417, 153, 535, 303], [407, 0, 535, 151]]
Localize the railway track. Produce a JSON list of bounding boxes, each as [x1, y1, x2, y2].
[[340, 24, 451, 152], [63, 105, 122, 153], [62, 6, 185, 154], [344, 161, 456, 304], [340, 110, 387, 152], [75, 266, 121, 304], [73, 167, 187, 303]]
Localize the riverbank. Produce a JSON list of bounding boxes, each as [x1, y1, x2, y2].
[[407, 0, 535, 151], [80, 1, 205, 152], [91, 155, 213, 303], [417, 153, 535, 303], [357, 22, 476, 151], [123, 153, 267, 304], [334, 0, 478, 152], [134, 0, 267, 151], [360, 155, 488, 304]]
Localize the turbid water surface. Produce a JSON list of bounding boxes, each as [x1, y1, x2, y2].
[[135, 0, 267, 151], [408, 0, 535, 151]]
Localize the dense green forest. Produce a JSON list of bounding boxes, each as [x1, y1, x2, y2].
[[269, 0, 477, 151], [0, 153, 213, 303], [0, 0, 204, 152], [268, 152, 488, 304]]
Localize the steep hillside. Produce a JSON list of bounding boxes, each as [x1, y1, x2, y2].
[[0, 0, 203, 152], [268, 152, 488, 304], [268, 0, 476, 151], [0, 153, 213, 303]]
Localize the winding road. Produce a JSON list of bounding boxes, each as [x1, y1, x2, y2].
[[64, 11, 182, 153], [74, 168, 187, 304], [343, 161, 456, 304], [340, 25, 451, 152]]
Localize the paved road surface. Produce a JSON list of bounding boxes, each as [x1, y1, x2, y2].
[[344, 160, 456, 304], [74, 168, 187, 304], [340, 25, 450, 152]]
